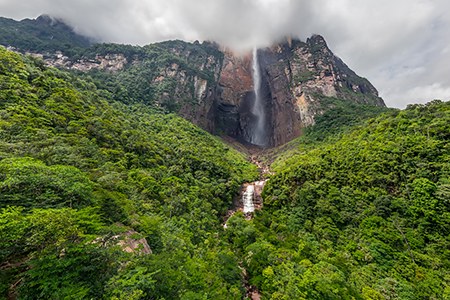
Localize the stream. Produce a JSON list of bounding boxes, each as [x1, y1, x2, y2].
[[222, 151, 271, 300]]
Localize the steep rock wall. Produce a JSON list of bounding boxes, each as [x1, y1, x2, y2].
[[214, 35, 385, 147], [215, 50, 253, 139]]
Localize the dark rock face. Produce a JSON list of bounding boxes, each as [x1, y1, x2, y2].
[[257, 46, 302, 146], [215, 50, 254, 140], [213, 35, 385, 147]]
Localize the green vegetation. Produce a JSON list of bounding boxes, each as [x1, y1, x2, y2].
[[305, 95, 393, 141], [267, 96, 392, 168], [235, 100, 449, 299], [78, 40, 223, 112], [1, 31, 449, 299], [293, 70, 316, 84], [0, 47, 257, 299], [0, 15, 92, 55], [0, 16, 223, 114]]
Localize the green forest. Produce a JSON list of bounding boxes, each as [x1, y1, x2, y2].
[[0, 15, 92, 55], [0, 45, 449, 299], [253, 100, 450, 299], [0, 46, 258, 299]]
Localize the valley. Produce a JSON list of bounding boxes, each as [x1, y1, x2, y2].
[[0, 15, 449, 300]]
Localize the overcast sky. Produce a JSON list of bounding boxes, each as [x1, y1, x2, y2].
[[1, 0, 449, 108]]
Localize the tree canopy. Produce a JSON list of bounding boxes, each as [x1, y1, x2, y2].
[[0, 46, 257, 299], [0, 45, 449, 299]]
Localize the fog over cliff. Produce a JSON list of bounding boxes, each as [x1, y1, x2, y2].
[[1, 0, 449, 108]]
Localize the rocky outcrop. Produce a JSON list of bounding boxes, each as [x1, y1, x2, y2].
[[37, 51, 128, 72], [115, 230, 152, 255], [93, 229, 152, 254], [145, 41, 223, 132], [215, 50, 255, 140]]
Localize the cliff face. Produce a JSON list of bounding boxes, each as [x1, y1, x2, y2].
[[144, 41, 223, 132], [2, 17, 384, 147], [214, 35, 385, 146], [215, 50, 257, 141]]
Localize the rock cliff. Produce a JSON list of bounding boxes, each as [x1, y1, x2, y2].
[[1, 16, 385, 147], [213, 35, 385, 146]]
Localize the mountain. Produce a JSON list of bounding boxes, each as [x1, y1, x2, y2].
[[0, 44, 257, 299], [2, 15, 448, 300], [217, 36, 385, 146], [0, 15, 93, 54], [257, 100, 450, 299], [0, 15, 386, 148]]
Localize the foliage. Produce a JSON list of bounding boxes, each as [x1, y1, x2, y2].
[[241, 100, 450, 299], [80, 40, 223, 111], [0, 157, 95, 208], [0, 47, 256, 299], [0, 16, 224, 115], [305, 95, 393, 141], [269, 96, 392, 168], [0, 15, 92, 55], [1, 34, 449, 299]]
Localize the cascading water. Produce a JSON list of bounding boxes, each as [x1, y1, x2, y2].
[[242, 184, 255, 214], [250, 48, 267, 146]]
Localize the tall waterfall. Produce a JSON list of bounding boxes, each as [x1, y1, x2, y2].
[[250, 48, 267, 146]]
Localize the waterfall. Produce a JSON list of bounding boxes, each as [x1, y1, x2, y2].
[[250, 48, 267, 146], [242, 184, 255, 213]]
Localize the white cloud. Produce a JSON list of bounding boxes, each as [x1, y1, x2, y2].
[[0, 0, 449, 107]]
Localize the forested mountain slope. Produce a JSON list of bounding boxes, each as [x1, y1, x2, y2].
[[226, 100, 450, 299], [1, 21, 449, 299], [0, 47, 258, 299], [0, 15, 92, 54]]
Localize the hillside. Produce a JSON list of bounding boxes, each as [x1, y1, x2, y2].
[[0, 46, 258, 299], [1, 14, 449, 300], [242, 100, 449, 299], [0, 15, 92, 55]]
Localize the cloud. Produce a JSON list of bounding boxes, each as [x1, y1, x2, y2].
[[0, 0, 449, 108]]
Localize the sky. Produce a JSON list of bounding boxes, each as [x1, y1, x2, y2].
[[0, 0, 449, 108]]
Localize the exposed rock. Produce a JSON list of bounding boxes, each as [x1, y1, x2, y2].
[[154, 47, 222, 133], [194, 76, 208, 101], [213, 35, 384, 147], [114, 230, 152, 255], [215, 49, 254, 139], [224, 179, 267, 224], [43, 51, 127, 72], [218, 50, 254, 104], [92, 229, 152, 255]]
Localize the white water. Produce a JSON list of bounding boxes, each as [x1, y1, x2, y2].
[[242, 184, 255, 213], [250, 48, 266, 146]]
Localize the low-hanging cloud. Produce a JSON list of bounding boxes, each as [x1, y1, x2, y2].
[[1, 0, 449, 108]]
